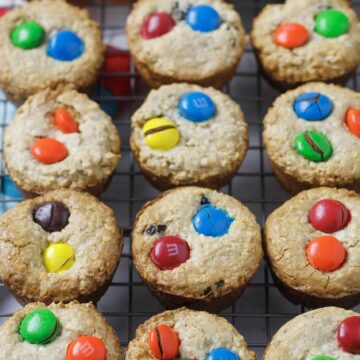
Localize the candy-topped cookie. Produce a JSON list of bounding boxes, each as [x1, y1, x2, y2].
[[126, 308, 256, 360], [0, 302, 122, 359], [264, 82, 360, 193], [251, 0, 360, 90], [0, 189, 123, 304], [264, 307, 360, 359], [0, 0, 104, 103], [265, 187, 360, 308], [4, 87, 120, 196], [132, 186, 262, 312], [131, 83, 248, 190], [126, 0, 246, 89]]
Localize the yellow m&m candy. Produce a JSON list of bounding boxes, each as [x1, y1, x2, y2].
[[42, 243, 75, 273], [143, 118, 180, 151]]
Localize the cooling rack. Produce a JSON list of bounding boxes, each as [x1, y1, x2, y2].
[[0, 0, 359, 358]]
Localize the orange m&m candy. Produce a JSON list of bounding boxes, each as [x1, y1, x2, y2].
[[55, 108, 79, 134], [306, 235, 346, 272], [345, 108, 360, 138], [274, 23, 309, 49], [66, 336, 107, 360], [32, 138, 68, 164], [148, 324, 180, 360]]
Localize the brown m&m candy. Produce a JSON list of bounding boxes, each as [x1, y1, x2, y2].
[[33, 201, 70, 232], [148, 324, 180, 360], [309, 199, 351, 233], [306, 235, 346, 272]]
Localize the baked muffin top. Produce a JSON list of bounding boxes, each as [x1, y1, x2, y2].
[[126, 0, 246, 82], [4, 87, 120, 195], [0, 189, 122, 303], [132, 186, 262, 300], [264, 307, 360, 360], [126, 307, 256, 360], [0, 0, 104, 102], [264, 82, 360, 188], [131, 83, 248, 187], [251, 0, 360, 85], [265, 187, 360, 299], [0, 302, 122, 359]]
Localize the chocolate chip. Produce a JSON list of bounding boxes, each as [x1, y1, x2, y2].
[[146, 225, 157, 235], [33, 201, 70, 232], [157, 225, 167, 233], [202, 286, 212, 296], [215, 279, 225, 288], [200, 195, 210, 205]]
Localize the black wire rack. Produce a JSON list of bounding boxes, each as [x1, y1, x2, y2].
[[0, 0, 360, 358]]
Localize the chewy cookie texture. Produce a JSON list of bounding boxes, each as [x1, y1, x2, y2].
[[4, 87, 120, 196], [126, 308, 256, 360], [0, 302, 122, 359], [0, 0, 104, 103], [264, 307, 360, 359], [132, 186, 262, 313], [0, 189, 123, 304], [131, 83, 248, 190], [265, 187, 360, 309], [251, 0, 360, 89], [126, 0, 246, 89], [264, 82, 360, 193]]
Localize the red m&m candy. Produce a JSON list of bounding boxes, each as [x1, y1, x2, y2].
[[337, 316, 360, 354], [148, 324, 180, 360], [306, 235, 346, 272], [309, 199, 351, 233], [346, 108, 360, 138], [0, 8, 10, 17], [32, 138, 68, 164], [55, 108, 79, 134], [66, 336, 107, 360], [141, 12, 175, 39], [274, 23, 309, 49], [150, 236, 190, 270]]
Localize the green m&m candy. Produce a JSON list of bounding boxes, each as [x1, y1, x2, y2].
[[10, 21, 45, 49], [294, 130, 332, 162], [19, 309, 61, 344], [315, 9, 350, 38], [312, 357, 336, 360]]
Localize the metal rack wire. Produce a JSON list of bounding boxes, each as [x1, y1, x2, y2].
[[0, 0, 360, 358]]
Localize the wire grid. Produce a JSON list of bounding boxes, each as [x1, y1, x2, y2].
[[0, 0, 360, 358]]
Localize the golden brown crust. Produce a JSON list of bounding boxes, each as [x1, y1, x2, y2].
[[126, 308, 256, 360], [132, 186, 263, 312], [263, 307, 360, 360], [264, 187, 360, 308], [251, 0, 360, 88], [263, 82, 360, 193], [130, 83, 248, 191], [0, 302, 122, 359], [0, 189, 123, 304], [4, 87, 120, 196], [126, 0, 246, 89], [0, 0, 105, 103]]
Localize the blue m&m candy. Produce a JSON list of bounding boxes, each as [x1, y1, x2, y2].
[[193, 204, 233, 237], [293, 92, 333, 121], [206, 348, 240, 360], [178, 92, 216, 122], [186, 5, 221, 33], [47, 30, 84, 61]]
